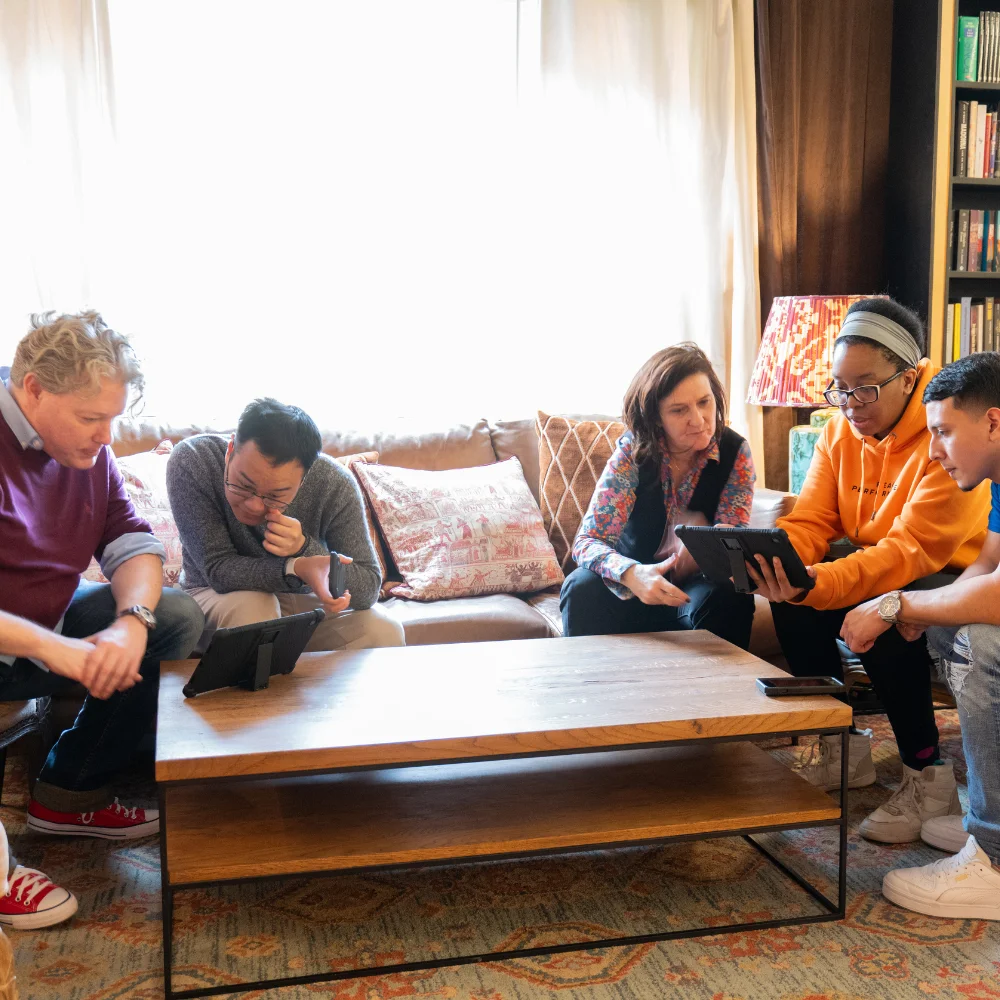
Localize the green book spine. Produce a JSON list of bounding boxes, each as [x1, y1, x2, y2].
[[959, 16, 980, 81]]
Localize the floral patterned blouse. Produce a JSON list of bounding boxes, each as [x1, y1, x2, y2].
[[572, 430, 756, 598]]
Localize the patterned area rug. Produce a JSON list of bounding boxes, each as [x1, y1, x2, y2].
[[2, 711, 999, 1000]]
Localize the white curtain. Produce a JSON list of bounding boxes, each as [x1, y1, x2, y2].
[[531, 0, 762, 459], [0, 0, 116, 337], [0, 0, 761, 465]]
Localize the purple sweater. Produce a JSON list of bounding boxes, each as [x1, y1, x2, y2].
[[0, 379, 163, 631]]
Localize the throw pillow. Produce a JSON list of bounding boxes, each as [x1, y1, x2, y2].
[[535, 411, 626, 573], [354, 458, 564, 601], [331, 452, 400, 597], [84, 439, 183, 587]]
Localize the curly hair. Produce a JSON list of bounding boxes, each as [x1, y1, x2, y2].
[[9, 311, 144, 404]]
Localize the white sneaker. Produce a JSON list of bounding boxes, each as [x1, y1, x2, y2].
[[860, 761, 962, 844], [796, 730, 876, 791], [883, 835, 1000, 920], [922, 814, 970, 854]]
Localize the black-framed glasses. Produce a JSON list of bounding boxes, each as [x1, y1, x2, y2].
[[224, 477, 291, 512], [823, 368, 912, 407]]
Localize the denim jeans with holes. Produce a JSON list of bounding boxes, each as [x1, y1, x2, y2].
[[927, 624, 1000, 863]]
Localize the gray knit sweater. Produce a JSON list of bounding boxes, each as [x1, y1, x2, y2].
[[165, 435, 381, 609]]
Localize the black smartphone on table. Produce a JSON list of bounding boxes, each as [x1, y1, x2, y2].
[[756, 675, 845, 697]]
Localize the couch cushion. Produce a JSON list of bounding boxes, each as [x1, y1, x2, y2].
[[749, 486, 797, 528], [380, 593, 552, 645], [320, 419, 496, 471], [522, 587, 562, 638], [489, 418, 541, 503]]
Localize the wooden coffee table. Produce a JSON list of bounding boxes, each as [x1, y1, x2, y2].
[[156, 631, 852, 1000]]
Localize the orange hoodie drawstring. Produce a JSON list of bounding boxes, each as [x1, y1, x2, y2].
[[854, 434, 895, 535], [871, 436, 894, 521]]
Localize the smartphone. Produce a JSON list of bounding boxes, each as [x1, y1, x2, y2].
[[329, 553, 348, 599], [756, 675, 845, 697]]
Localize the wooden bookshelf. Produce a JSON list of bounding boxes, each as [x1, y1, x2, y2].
[[932, 0, 1000, 360]]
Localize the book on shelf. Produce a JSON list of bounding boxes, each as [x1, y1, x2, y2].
[[958, 208, 971, 270], [953, 100, 1000, 177], [948, 298, 1000, 359], [989, 211, 997, 271], [959, 15, 980, 81]]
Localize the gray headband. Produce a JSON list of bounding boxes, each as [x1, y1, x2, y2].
[[835, 311, 921, 369]]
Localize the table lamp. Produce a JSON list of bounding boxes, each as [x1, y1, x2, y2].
[[747, 295, 870, 492]]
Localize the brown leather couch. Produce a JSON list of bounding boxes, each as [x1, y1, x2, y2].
[[112, 415, 795, 661]]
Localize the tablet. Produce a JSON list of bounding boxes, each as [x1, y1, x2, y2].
[[182, 608, 326, 698], [673, 525, 815, 595]]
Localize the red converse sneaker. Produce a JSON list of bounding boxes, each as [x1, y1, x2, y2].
[[27, 798, 159, 840], [0, 867, 78, 929]]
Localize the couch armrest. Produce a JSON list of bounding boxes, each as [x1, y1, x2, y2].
[[749, 487, 796, 529]]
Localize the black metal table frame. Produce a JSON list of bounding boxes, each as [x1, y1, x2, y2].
[[158, 726, 850, 1000]]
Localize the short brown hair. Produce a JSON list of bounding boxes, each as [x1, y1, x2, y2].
[[10, 311, 144, 403], [622, 342, 727, 466]]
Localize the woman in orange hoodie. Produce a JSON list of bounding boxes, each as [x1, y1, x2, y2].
[[748, 298, 990, 846]]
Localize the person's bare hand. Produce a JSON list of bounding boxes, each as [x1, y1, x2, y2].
[[37, 633, 97, 684], [622, 557, 691, 607], [896, 622, 926, 643], [292, 553, 353, 615], [80, 617, 148, 699], [744, 555, 816, 604], [670, 544, 699, 582], [262, 509, 306, 557]]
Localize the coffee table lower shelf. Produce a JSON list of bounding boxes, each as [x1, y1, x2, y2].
[[159, 738, 848, 1000]]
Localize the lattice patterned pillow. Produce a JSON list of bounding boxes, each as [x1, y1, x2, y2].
[[354, 458, 564, 600], [535, 411, 626, 573]]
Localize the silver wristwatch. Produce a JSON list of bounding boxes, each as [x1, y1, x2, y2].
[[877, 590, 903, 625], [117, 605, 157, 630]]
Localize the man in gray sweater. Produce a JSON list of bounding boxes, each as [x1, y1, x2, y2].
[[166, 398, 404, 650]]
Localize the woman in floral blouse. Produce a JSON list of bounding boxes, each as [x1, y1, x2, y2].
[[560, 342, 756, 648]]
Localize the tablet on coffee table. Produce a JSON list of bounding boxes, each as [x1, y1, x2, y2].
[[673, 525, 815, 595], [183, 608, 326, 698]]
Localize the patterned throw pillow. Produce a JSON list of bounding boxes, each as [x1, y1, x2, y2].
[[331, 452, 399, 597], [354, 459, 564, 601], [535, 411, 626, 573], [83, 439, 183, 587]]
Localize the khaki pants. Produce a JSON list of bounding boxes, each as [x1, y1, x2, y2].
[[188, 589, 405, 652]]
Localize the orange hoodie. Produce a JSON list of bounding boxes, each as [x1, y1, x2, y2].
[[777, 359, 990, 611]]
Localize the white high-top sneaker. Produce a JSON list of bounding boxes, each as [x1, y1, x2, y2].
[[921, 814, 970, 853], [860, 761, 962, 844], [796, 730, 876, 791], [883, 835, 1000, 920]]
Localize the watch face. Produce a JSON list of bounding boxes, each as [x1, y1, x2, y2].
[[879, 593, 900, 617]]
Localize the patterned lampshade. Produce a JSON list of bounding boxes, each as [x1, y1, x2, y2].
[[747, 295, 871, 406]]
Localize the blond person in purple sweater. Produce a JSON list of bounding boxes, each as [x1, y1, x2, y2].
[[0, 313, 203, 929]]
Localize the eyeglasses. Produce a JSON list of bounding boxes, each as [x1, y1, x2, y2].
[[224, 477, 291, 512], [822, 368, 911, 407]]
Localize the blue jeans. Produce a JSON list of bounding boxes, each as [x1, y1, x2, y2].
[[560, 568, 755, 649], [927, 624, 1000, 863], [1, 582, 204, 811]]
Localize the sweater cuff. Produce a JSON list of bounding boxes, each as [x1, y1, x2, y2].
[[798, 564, 835, 610]]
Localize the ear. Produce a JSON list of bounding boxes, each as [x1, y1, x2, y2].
[[986, 407, 1000, 440], [903, 368, 919, 395], [20, 372, 44, 403]]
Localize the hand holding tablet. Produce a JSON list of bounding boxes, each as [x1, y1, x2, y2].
[[672, 525, 816, 596]]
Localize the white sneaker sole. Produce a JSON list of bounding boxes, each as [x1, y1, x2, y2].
[[859, 822, 921, 844], [0, 894, 78, 930], [26, 815, 159, 840], [883, 878, 1000, 920], [921, 827, 971, 854]]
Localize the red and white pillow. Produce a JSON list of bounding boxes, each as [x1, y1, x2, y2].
[[354, 458, 564, 601], [84, 439, 183, 587]]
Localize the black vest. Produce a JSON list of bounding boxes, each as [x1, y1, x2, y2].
[[616, 426, 744, 564]]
